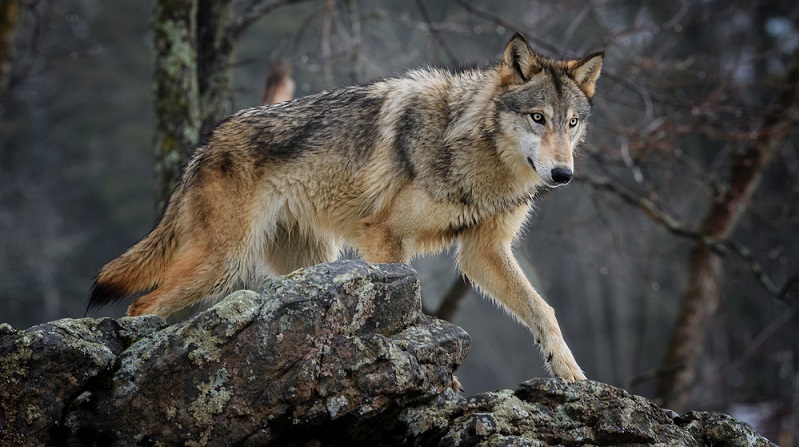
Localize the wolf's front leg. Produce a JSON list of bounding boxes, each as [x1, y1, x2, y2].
[[457, 227, 586, 381]]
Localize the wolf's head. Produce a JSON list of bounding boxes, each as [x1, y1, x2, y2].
[[496, 33, 603, 188]]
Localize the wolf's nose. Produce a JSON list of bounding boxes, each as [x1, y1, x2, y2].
[[551, 167, 573, 184]]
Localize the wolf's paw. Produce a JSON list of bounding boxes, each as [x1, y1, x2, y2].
[[548, 354, 587, 381]]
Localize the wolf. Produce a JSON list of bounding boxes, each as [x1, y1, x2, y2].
[[89, 33, 603, 381]]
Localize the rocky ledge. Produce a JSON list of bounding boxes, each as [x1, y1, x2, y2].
[[0, 260, 774, 446]]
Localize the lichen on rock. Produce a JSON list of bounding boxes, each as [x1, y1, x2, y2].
[[0, 260, 776, 446]]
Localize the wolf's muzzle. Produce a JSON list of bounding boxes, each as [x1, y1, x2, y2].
[[551, 167, 573, 184]]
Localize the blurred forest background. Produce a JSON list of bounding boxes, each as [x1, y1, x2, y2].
[[1, 0, 797, 443]]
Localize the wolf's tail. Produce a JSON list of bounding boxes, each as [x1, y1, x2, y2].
[[88, 219, 177, 312]]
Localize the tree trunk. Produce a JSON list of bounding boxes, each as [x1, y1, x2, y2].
[[153, 0, 244, 210], [153, 0, 201, 212], [656, 226, 730, 410], [656, 61, 799, 410], [197, 0, 235, 133]]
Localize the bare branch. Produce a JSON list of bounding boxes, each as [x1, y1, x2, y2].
[[717, 306, 797, 377], [453, 0, 562, 54], [414, 0, 458, 67], [581, 176, 798, 307], [228, 0, 314, 42], [433, 276, 470, 322]]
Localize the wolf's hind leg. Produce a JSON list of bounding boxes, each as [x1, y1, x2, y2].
[[265, 221, 339, 275], [126, 246, 229, 317], [356, 221, 408, 264]]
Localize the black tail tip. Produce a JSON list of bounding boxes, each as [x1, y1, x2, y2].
[[86, 279, 128, 314]]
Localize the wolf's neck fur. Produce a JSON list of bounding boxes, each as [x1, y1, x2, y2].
[[386, 66, 540, 216]]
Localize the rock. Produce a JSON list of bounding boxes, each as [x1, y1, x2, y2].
[[0, 315, 166, 446], [398, 379, 775, 446], [78, 261, 469, 446], [678, 411, 776, 447], [0, 260, 775, 446]]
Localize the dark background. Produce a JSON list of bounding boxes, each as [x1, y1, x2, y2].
[[1, 1, 797, 443]]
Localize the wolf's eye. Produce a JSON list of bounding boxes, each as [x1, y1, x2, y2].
[[531, 113, 545, 124], [569, 117, 579, 127]]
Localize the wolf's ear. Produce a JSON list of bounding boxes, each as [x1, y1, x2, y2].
[[500, 33, 540, 85], [568, 51, 604, 97]]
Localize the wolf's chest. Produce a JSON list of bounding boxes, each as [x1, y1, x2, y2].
[[415, 189, 534, 240]]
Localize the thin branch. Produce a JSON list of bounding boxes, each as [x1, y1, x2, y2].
[[414, 0, 458, 67], [623, 364, 682, 390], [452, 0, 561, 54], [434, 276, 470, 322], [581, 176, 798, 307], [718, 306, 797, 377], [228, 0, 314, 42]]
